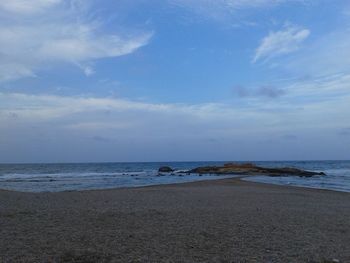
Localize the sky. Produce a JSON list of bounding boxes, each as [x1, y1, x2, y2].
[[0, 0, 350, 163]]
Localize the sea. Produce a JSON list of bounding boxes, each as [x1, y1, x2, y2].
[[0, 160, 349, 193]]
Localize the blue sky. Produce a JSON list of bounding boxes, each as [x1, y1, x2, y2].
[[0, 0, 350, 163]]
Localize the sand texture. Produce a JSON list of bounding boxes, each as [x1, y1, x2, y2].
[[1, 179, 350, 262]]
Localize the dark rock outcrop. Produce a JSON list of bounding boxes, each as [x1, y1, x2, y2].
[[158, 166, 174, 173], [186, 163, 325, 177]]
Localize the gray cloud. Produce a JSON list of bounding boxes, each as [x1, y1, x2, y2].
[[257, 86, 286, 98], [339, 128, 350, 136], [233, 85, 286, 99], [92, 136, 112, 143], [282, 134, 298, 140], [7, 112, 19, 120], [1, 90, 350, 162]]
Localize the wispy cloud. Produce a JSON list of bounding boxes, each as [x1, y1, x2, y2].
[[284, 30, 350, 77], [253, 25, 310, 63], [169, 0, 306, 22], [171, 0, 292, 13], [0, 0, 152, 82]]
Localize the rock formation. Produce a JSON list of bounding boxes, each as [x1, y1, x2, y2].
[[186, 163, 325, 177]]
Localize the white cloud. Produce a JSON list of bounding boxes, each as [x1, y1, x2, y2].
[[1, 70, 350, 133], [1, 75, 350, 161], [253, 26, 310, 63], [0, 92, 237, 122], [0, 0, 152, 82], [0, 0, 61, 14]]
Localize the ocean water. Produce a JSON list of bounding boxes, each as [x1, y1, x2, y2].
[[0, 161, 349, 193], [243, 160, 350, 193]]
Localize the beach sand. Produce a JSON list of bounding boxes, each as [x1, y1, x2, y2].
[[1, 178, 349, 262]]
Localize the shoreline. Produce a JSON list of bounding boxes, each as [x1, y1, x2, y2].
[[242, 176, 350, 194], [1, 178, 350, 262], [1, 176, 349, 195]]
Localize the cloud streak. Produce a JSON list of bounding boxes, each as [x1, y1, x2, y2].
[[169, 0, 307, 22], [0, 0, 152, 82], [253, 25, 310, 63]]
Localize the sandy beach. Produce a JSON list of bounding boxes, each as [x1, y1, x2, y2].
[[1, 178, 350, 262]]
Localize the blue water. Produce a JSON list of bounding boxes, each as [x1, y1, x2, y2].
[[0, 161, 349, 193], [243, 160, 350, 193]]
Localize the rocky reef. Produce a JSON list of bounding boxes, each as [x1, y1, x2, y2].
[[186, 163, 325, 177], [157, 163, 325, 177]]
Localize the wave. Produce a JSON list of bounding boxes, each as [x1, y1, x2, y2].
[[0, 171, 153, 181]]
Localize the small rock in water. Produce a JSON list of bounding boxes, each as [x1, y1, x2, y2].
[[158, 166, 174, 173]]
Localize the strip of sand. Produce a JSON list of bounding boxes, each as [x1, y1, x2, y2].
[[0, 178, 349, 262]]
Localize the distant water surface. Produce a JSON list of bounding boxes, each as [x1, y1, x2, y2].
[[0, 161, 349, 193]]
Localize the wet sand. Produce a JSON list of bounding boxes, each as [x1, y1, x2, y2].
[[0, 178, 350, 262]]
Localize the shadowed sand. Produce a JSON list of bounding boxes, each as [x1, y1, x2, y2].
[[1, 179, 350, 262]]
